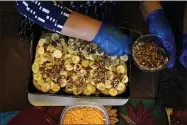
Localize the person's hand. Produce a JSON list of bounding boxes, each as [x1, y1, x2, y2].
[[179, 34, 187, 68], [92, 23, 132, 56], [146, 9, 176, 68]]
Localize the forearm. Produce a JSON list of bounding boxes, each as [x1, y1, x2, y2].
[[139, 1, 162, 21], [139, 1, 176, 68], [62, 11, 101, 41], [16, 1, 101, 41]]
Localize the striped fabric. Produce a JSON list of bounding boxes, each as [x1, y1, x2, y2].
[[16, 1, 71, 33], [61, 1, 116, 21], [17, 1, 117, 36]]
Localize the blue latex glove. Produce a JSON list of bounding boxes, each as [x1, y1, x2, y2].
[[92, 23, 132, 56], [179, 34, 187, 68], [147, 9, 176, 68]]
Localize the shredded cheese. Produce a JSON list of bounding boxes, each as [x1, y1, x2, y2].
[[63, 107, 105, 124]]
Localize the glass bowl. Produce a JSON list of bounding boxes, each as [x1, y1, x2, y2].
[[60, 103, 110, 125], [132, 34, 172, 72]]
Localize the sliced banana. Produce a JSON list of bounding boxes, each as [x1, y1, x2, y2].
[[68, 38, 74, 43], [38, 79, 45, 85], [90, 64, 97, 69], [90, 70, 97, 77], [73, 88, 83, 95], [65, 64, 74, 71], [121, 75, 128, 83], [49, 81, 55, 89], [53, 50, 62, 58], [60, 79, 67, 87], [73, 64, 78, 70], [91, 86, 96, 93], [106, 71, 114, 80], [44, 36, 51, 44], [111, 56, 117, 60], [72, 56, 80, 64], [85, 76, 92, 83], [111, 66, 117, 72], [105, 61, 110, 69], [67, 46, 74, 54], [38, 47, 44, 55], [38, 39, 45, 47], [71, 74, 78, 81], [120, 54, 128, 62], [41, 84, 50, 93], [62, 44, 68, 54], [76, 64, 83, 70], [40, 53, 50, 62], [59, 38, 66, 46], [32, 63, 39, 73], [90, 43, 97, 50], [84, 53, 90, 60], [116, 83, 126, 92], [89, 61, 94, 66], [111, 59, 120, 66], [34, 58, 43, 65], [45, 63, 54, 69], [89, 54, 97, 60], [83, 88, 92, 96], [96, 83, 106, 91], [80, 70, 87, 76], [82, 49, 88, 55], [67, 54, 72, 58], [108, 65, 114, 71], [64, 59, 72, 65], [109, 88, 118, 96], [66, 84, 76, 92], [87, 84, 96, 94], [96, 50, 104, 56], [117, 65, 125, 74], [105, 80, 112, 89], [90, 69, 95, 77], [51, 33, 59, 41], [82, 60, 89, 67], [51, 84, 60, 92], [60, 71, 68, 77], [46, 78, 51, 83], [47, 45, 55, 52], [90, 81, 95, 86], [33, 73, 42, 81]]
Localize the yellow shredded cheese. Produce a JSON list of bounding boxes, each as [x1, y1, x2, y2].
[[63, 107, 105, 124]]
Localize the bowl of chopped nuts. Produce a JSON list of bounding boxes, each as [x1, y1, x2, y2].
[[132, 34, 171, 72]]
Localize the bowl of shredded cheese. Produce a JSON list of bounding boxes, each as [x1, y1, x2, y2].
[[60, 103, 110, 125]]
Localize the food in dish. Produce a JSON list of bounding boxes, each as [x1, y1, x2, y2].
[[132, 41, 169, 71], [62, 107, 106, 125], [32, 33, 128, 96]]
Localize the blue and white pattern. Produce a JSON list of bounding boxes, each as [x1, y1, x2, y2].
[[59, 1, 116, 22], [16, 1, 71, 33]]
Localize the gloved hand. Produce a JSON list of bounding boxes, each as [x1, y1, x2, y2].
[[92, 23, 132, 56], [146, 9, 176, 68], [179, 34, 187, 68]]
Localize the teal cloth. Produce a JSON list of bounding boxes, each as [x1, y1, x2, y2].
[[0, 111, 19, 125]]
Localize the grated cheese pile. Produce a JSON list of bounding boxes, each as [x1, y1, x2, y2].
[[63, 107, 105, 124]]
